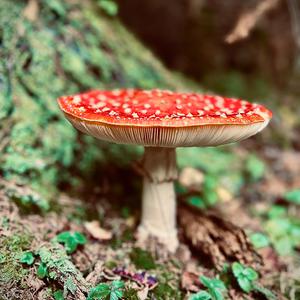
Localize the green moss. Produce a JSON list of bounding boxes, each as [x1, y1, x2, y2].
[[152, 283, 183, 300], [5, 186, 50, 212], [36, 243, 89, 296], [38, 245, 80, 278], [130, 247, 156, 270], [0, 234, 32, 285], [151, 269, 183, 300], [123, 287, 139, 300], [104, 260, 118, 269]]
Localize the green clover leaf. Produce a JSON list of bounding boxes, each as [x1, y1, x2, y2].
[[232, 262, 244, 277], [189, 290, 212, 300], [73, 232, 87, 245], [200, 276, 226, 300], [250, 232, 270, 249], [37, 262, 48, 279], [232, 262, 259, 293], [87, 283, 110, 300], [284, 189, 300, 205], [56, 231, 71, 243], [243, 267, 258, 281], [200, 276, 226, 291], [87, 281, 124, 300], [19, 251, 35, 265], [53, 290, 64, 300], [65, 236, 78, 254], [56, 231, 87, 254], [237, 276, 252, 293], [110, 280, 124, 300]]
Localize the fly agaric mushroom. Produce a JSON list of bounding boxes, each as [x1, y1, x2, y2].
[[58, 89, 272, 252]]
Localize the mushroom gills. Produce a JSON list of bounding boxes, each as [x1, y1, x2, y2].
[[70, 117, 270, 147]]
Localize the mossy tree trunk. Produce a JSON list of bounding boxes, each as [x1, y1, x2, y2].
[[0, 0, 197, 205]]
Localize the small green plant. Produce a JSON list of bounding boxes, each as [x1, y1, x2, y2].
[[232, 262, 258, 293], [267, 205, 287, 219], [34, 245, 84, 296], [123, 287, 139, 300], [202, 175, 219, 206], [250, 232, 270, 249], [264, 209, 300, 256], [19, 251, 35, 265], [152, 271, 183, 299], [121, 206, 131, 218], [6, 188, 49, 212], [200, 276, 226, 300], [56, 231, 87, 254], [230, 262, 276, 299], [183, 174, 220, 208], [53, 290, 64, 300], [37, 262, 48, 279], [87, 280, 124, 300], [252, 283, 277, 300], [245, 155, 265, 182], [284, 189, 300, 205], [189, 276, 226, 300], [187, 195, 206, 209], [189, 290, 212, 300], [153, 283, 183, 299]]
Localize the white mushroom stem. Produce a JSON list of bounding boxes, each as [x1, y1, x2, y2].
[[137, 147, 178, 252]]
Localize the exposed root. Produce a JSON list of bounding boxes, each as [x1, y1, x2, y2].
[[178, 205, 262, 270]]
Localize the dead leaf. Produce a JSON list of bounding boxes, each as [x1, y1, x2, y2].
[[176, 244, 192, 264], [179, 167, 204, 191], [258, 247, 283, 273], [217, 187, 233, 202], [26, 274, 45, 291], [137, 286, 149, 300], [125, 216, 136, 228], [181, 271, 201, 292], [86, 261, 104, 285], [84, 221, 112, 241]]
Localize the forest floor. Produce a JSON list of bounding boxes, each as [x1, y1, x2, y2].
[[1, 135, 300, 300]]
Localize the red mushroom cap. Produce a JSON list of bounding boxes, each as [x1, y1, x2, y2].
[[58, 89, 272, 147]]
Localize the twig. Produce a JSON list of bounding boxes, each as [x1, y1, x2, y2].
[[225, 0, 280, 44]]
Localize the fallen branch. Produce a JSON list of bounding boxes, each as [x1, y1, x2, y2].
[[225, 0, 280, 44]]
